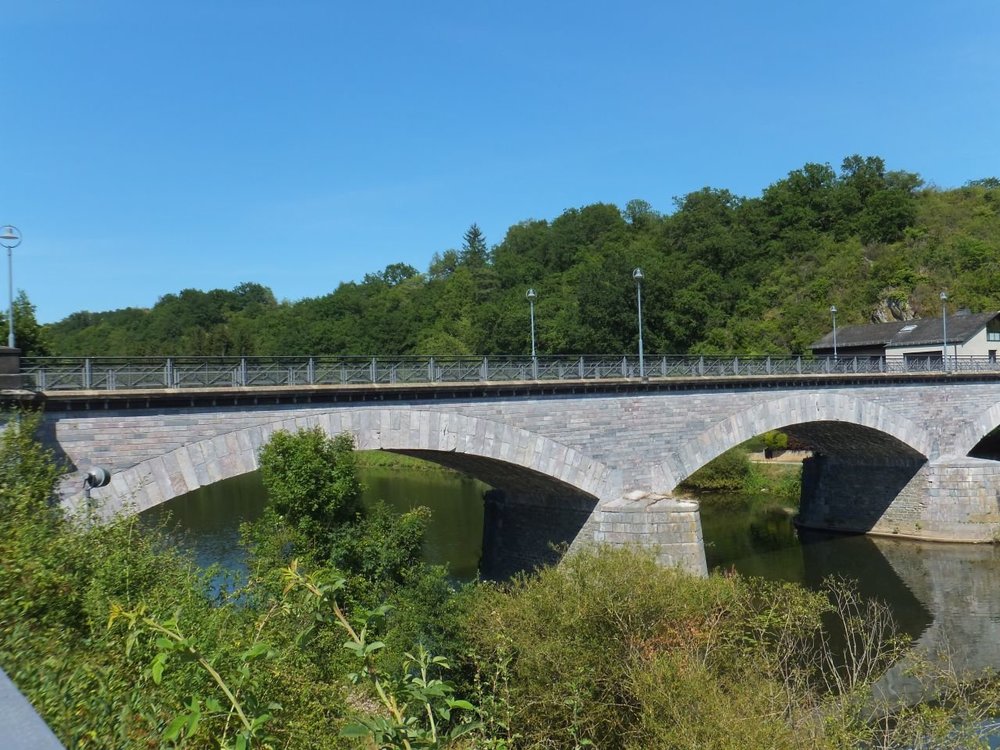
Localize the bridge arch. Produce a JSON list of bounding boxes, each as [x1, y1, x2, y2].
[[953, 403, 1000, 460], [83, 407, 619, 517], [663, 392, 932, 491]]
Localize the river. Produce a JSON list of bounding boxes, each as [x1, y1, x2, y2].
[[141, 462, 1000, 714]]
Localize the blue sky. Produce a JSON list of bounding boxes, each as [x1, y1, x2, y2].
[[4, 1, 999, 323]]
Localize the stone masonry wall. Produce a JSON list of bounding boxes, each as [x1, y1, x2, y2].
[[37, 377, 1000, 574], [800, 456, 1000, 542]]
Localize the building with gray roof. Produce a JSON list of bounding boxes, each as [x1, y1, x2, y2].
[[811, 310, 1000, 364]]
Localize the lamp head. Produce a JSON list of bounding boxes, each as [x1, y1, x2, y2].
[[0, 225, 21, 249], [940, 291, 948, 302], [632, 267, 643, 282], [526, 288, 537, 302]]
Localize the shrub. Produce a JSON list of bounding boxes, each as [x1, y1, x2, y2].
[[681, 447, 753, 491]]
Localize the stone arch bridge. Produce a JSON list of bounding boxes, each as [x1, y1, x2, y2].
[[25, 372, 1000, 577]]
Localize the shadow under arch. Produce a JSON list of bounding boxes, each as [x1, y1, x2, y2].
[[664, 391, 931, 491]]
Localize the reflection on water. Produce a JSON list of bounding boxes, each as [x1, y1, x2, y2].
[[141, 467, 488, 582], [702, 496, 1000, 720], [701, 500, 932, 642]]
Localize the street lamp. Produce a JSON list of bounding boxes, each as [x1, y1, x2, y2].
[[526, 288, 537, 378], [940, 291, 948, 372], [632, 267, 645, 379], [830, 305, 838, 360], [0, 226, 22, 349]]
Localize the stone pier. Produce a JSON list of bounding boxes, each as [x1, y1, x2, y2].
[[594, 492, 708, 575], [480, 488, 707, 579], [799, 455, 1000, 542]]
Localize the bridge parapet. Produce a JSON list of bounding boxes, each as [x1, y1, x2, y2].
[[20, 353, 1000, 392]]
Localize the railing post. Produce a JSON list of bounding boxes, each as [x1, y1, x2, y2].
[[165, 358, 173, 388], [107, 370, 116, 391], [371, 357, 377, 383], [660, 356, 666, 377], [481, 356, 488, 381], [240, 358, 248, 387], [83, 358, 92, 390], [853, 357, 858, 373], [796, 356, 802, 374], [578, 356, 584, 379], [307, 357, 315, 385], [698, 356, 705, 376], [880, 356, 886, 373], [621, 356, 628, 378], [427, 357, 435, 382], [733, 356, 739, 375], [766, 356, 771, 375]]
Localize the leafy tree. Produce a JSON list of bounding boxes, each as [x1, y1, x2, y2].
[[4, 291, 52, 355], [258, 427, 362, 558]]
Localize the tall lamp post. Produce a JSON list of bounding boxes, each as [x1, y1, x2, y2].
[[0, 226, 22, 349], [940, 291, 949, 372], [526, 288, 537, 378], [830, 305, 838, 360], [632, 267, 645, 379]]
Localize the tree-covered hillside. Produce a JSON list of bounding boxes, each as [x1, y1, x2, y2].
[[41, 157, 1000, 358]]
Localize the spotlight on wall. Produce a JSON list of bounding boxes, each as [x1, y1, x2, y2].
[[83, 466, 111, 501]]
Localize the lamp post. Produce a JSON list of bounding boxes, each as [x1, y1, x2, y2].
[[526, 288, 537, 378], [632, 267, 645, 379], [940, 291, 948, 372], [830, 305, 838, 360], [0, 226, 22, 349]]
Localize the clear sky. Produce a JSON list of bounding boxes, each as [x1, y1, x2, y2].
[[4, 1, 999, 323]]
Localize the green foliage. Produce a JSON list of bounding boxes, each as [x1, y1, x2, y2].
[[283, 560, 479, 749], [458, 547, 836, 749], [764, 430, 789, 450], [4, 291, 52, 355], [680, 447, 754, 492], [258, 428, 362, 558]]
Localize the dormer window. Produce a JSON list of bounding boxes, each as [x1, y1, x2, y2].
[[988, 318, 1000, 342]]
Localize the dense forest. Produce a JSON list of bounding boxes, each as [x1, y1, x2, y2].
[[28, 156, 1000, 358]]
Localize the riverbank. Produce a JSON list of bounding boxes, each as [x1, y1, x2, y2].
[[680, 448, 802, 509], [355, 449, 467, 475]]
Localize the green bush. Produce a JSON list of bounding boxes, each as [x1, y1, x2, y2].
[[681, 447, 754, 492], [458, 546, 838, 749], [258, 427, 362, 558]]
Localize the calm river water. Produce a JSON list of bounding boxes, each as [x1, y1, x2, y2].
[[141, 463, 1000, 710]]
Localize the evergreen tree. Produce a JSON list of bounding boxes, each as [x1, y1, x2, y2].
[[460, 223, 489, 268]]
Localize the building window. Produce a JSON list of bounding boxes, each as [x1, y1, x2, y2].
[[988, 319, 1000, 342]]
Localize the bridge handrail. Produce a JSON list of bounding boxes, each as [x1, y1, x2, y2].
[[17, 354, 1000, 392]]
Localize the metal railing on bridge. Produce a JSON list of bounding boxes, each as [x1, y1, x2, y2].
[[18, 354, 1000, 392]]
